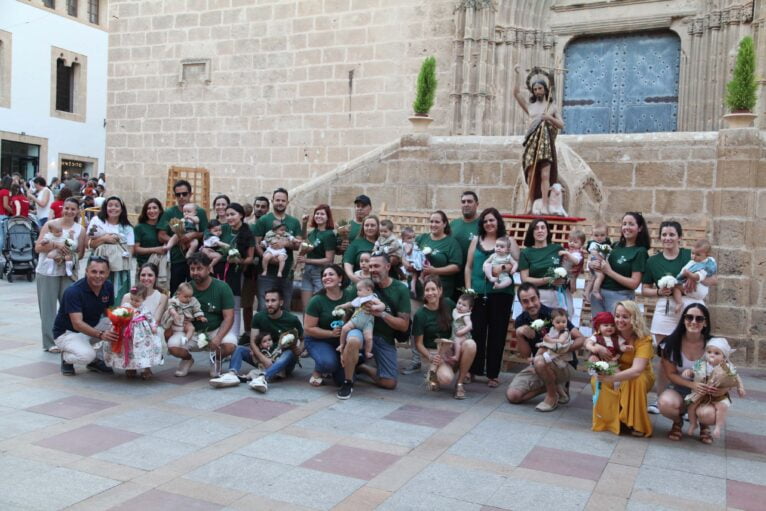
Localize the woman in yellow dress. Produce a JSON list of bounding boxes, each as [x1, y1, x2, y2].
[[591, 300, 654, 437]]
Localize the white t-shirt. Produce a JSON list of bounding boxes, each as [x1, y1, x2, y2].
[[35, 222, 83, 277], [87, 216, 135, 245], [35, 187, 53, 219]]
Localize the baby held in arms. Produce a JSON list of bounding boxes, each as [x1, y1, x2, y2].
[[334, 278, 381, 360], [483, 236, 518, 289], [585, 312, 632, 363]]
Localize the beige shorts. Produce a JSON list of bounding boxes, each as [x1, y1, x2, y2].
[[509, 364, 573, 394], [167, 327, 238, 351]]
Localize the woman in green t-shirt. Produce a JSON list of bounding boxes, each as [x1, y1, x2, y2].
[[519, 219, 565, 308], [220, 203, 255, 338], [464, 207, 520, 388], [413, 276, 476, 399], [133, 198, 169, 268], [414, 211, 463, 300], [343, 215, 379, 283], [298, 204, 338, 311], [303, 264, 349, 387], [590, 212, 650, 315]]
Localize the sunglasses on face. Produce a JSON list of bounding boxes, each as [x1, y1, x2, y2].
[[684, 314, 705, 324], [174, 191, 190, 198]]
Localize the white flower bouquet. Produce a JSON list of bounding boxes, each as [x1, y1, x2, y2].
[[657, 275, 677, 289], [421, 246, 433, 256], [587, 360, 617, 406], [597, 243, 612, 257], [64, 238, 75, 249], [335, 219, 350, 239], [299, 241, 315, 255], [545, 266, 567, 286], [330, 308, 346, 329], [196, 332, 208, 349], [530, 319, 546, 332]]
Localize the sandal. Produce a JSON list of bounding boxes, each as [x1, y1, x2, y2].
[[462, 373, 472, 385], [309, 375, 323, 387], [425, 369, 439, 391], [487, 378, 500, 388], [667, 421, 683, 441], [125, 369, 137, 379], [141, 369, 153, 380], [699, 426, 713, 445], [454, 383, 466, 400], [47, 346, 62, 354]]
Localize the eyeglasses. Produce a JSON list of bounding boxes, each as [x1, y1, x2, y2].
[[684, 314, 705, 324], [174, 191, 190, 198]]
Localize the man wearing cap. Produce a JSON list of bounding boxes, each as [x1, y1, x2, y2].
[[506, 282, 585, 411], [339, 195, 372, 253], [253, 188, 302, 312]]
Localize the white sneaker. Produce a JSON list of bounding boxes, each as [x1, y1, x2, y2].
[[209, 371, 240, 388], [249, 375, 268, 393], [174, 358, 194, 377], [647, 401, 660, 414]]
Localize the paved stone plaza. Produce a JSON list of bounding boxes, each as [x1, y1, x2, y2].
[[1, 279, 765, 511]]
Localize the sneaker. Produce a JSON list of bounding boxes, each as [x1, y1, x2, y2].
[[209, 371, 241, 388], [61, 356, 75, 376], [337, 379, 353, 400], [174, 358, 194, 377], [401, 359, 422, 375], [249, 375, 268, 393], [647, 401, 660, 414], [86, 359, 114, 374]]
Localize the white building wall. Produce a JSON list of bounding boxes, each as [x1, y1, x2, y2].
[[0, 0, 108, 180]]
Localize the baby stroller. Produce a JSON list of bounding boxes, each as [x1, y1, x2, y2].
[[1, 216, 39, 282]]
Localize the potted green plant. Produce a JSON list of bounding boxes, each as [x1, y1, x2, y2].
[[723, 36, 758, 128], [409, 56, 437, 132]]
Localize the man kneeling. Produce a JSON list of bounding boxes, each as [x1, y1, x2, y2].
[[54, 256, 118, 376], [167, 252, 238, 377]]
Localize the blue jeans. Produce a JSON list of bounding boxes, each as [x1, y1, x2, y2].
[[590, 288, 636, 315], [304, 336, 344, 386], [257, 274, 294, 312], [228, 345, 297, 381]]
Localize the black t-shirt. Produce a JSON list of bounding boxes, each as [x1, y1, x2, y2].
[[514, 304, 577, 366]]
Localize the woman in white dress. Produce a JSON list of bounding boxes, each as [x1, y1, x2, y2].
[[86, 196, 135, 299], [34, 198, 86, 352], [106, 262, 168, 379]]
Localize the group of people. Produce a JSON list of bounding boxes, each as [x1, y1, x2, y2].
[[40, 180, 740, 443]]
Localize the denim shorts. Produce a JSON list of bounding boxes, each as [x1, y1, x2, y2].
[[348, 330, 398, 381], [301, 263, 324, 293]]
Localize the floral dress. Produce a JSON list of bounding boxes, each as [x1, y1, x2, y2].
[[105, 302, 163, 370]]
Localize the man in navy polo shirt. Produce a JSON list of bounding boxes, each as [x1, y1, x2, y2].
[[53, 256, 118, 376]]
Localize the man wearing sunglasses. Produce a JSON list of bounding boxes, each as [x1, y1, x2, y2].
[[157, 180, 208, 293], [53, 256, 118, 376]]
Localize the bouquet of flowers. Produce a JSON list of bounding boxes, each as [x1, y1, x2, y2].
[[657, 275, 678, 314], [545, 266, 568, 286], [64, 238, 75, 249], [596, 243, 612, 257], [279, 329, 299, 350], [330, 307, 346, 329], [196, 332, 209, 349], [530, 319, 547, 332], [299, 241, 315, 255], [227, 248, 241, 262], [105, 306, 135, 364], [459, 287, 478, 297], [587, 360, 618, 405], [335, 219, 350, 239], [168, 218, 186, 237], [421, 246, 433, 257]]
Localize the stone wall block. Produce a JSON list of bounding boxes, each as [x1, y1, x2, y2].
[[711, 190, 754, 217], [686, 161, 715, 188], [713, 277, 751, 307], [653, 190, 704, 216], [605, 189, 653, 219], [463, 161, 502, 185], [727, 337, 753, 366], [712, 219, 751, 248], [708, 305, 748, 336], [717, 127, 761, 147], [715, 159, 757, 188], [588, 162, 635, 187], [635, 162, 684, 187], [750, 309, 766, 336], [713, 248, 751, 276]]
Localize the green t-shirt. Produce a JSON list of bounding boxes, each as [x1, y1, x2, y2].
[[250, 310, 304, 340], [449, 218, 479, 267], [643, 248, 691, 286], [519, 243, 563, 290], [192, 278, 234, 332], [412, 298, 455, 350], [348, 220, 362, 242], [305, 290, 352, 338], [342, 237, 374, 271], [469, 241, 515, 296], [253, 212, 302, 277], [602, 244, 649, 291], [307, 228, 337, 261], [133, 222, 161, 266], [157, 205, 209, 264], [347, 279, 411, 345], [415, 234, 464, 299]]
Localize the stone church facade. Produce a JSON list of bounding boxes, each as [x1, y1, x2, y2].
[[105, 0, 766, 366]]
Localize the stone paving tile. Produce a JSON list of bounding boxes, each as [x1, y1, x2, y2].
[[642, 440, 727, 479], [519, 446, 609, 481], [94, 436, 199, 470], [540, 424, 619, 458], [151, 416, 248, 447], [109, 489, 223, 511], [215, 397, 297, 421], [300, 444, 400, 480], [633, 465, 726, 506], [383, 403, 461, 428], [726, 479, 766, 511], [95, 407, 191, 434], [378, 491, 484, 511], [328, 396, 403, 418], [727, 430, 766, 456], [26, 395, 118, 419], [0, 387, 72, 409], [0, 409, 64, 440], [725, 455, 766, 487], [34, 424, 141, 456], [152, 368, 211, 385], [166, 387, 246, 411], [0, 361, 62, 378], [394, 462, 507, 506], [0, 453, 119, 511], [236, 432, 331, 465], [486, 477, 591, 511], [448, 415, 548, 466]]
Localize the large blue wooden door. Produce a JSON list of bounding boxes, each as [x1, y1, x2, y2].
[[563, 31, 680, 134]]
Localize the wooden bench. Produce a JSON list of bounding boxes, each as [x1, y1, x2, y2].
[[378, 204, 708, 368]]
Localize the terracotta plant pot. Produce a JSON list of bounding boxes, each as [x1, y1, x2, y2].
[[722, 112, 757, 128], [408, 114, 433, 133]]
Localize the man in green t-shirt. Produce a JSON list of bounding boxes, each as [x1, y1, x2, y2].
[[449, 190, 480, 270], [210, 288, 304, 391], [167, 252, 237, 378], [338, 194, 372, 254], [157, 179, 208, 293], [253, 188, 302, 312], [337, 253, 410, 399], [242, 195, 271, 333]]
